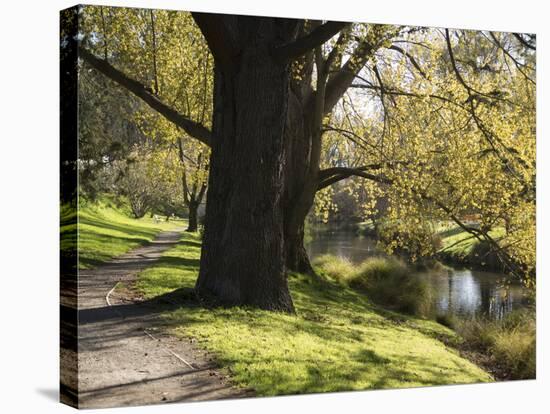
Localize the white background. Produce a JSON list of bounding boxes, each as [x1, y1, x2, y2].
[[0, 0, 547, 412]]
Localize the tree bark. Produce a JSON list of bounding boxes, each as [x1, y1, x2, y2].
[[281, 50, 332, 275], [79, 16, 398, 309], [282, 90, 317, 275], [282, 143, 319, 276], [186, 201, 199, 232], [285, 223, 314, 274], [195, 17, 300, 312], [282, 35, 384, 275]]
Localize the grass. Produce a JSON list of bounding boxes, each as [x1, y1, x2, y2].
[[314, 255, 432, 317], [136, 233, 492, 396], [312, 254, 356, 282], [437, 222, 504, 265], [452, 310, 536, 380], [60, 196, 184, 269], [357, 220, 377, 235]]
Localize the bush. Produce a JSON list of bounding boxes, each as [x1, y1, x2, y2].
[[314, 255, 433, 317], [353, 258, 432, 317], [455, 310, 536, 379], [435, 313, 457, 329], [313, 255, 355, 284]]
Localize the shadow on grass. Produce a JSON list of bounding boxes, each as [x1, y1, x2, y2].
[[79, 287, 199, 325], [438, 225, 469, 239], [77, 232, 160, 268], [79, 216, 159, 240], [83, 277, 485, 395], [178, 239, 203, 249], [123, 236, 490, 396], [154, 255, 200, 269]]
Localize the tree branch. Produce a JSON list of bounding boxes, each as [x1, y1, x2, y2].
[[489, 32, 535, 85], [317, 167, 392, 190], [317, 163, 524, 278], [444, 30, 531, 188], [150, 9, 160, 94], [419, 192, 524, 278], [513, 33, 536, 51], [273, 21, 348, 62], [350, 82, 467, 110], [177, 138, 191, 204], [322, 40, 376, 114], [388, 44, 427, 79], [319, 164, 380, 180], [191, 13, 239, 69], [79, 47, 212, 146], [323, 27, 350, 75]]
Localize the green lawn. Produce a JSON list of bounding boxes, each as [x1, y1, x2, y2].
[[61, 197, 185, 269], [437, 222, 504, 260], [136, 232, 492, 396]]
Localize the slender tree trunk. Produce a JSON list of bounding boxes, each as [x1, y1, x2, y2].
[[283, 162, 318, 275], [285, 222, 314, 274], [282, 86, 320, 275], [281, 33, 383, 275], [186, 201, 199, 232], [129, 195, 148, 219], [195, 20, 299, 312], [283, 118, 316, 274]]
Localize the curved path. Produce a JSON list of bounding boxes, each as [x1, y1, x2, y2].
[[76, 229, 248, 409]]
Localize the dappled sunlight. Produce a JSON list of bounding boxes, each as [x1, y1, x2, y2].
[[61, 5, 537, 407], [136, 233, 492, 395], [67, 198, 186, 269]]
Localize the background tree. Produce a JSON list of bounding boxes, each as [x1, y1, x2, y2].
[[176, 137, 208, 232], [136, 111, 210, 231]]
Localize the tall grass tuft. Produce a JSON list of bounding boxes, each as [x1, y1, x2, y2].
[[312, 255, 356, 284], [314, 255, 432, 317], [455, 309, 536, 379]]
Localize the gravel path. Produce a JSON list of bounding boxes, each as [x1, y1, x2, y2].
[[71, 229, 248, 409]]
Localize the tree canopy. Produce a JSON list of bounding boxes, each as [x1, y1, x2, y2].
[[76, 5, 536, 307]]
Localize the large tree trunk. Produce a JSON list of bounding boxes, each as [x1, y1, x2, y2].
[[195, 20, 298, 312], [186, 201, 199, 232]]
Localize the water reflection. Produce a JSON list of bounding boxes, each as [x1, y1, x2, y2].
[[307, 230, 529, 319], [425, 269, 526, 319]]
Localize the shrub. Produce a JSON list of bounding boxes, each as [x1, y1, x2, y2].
[[350, 257, 407, 288], [313, 255, 355, 284], [455, 310, 536, 379], [352, 258, 432, 317], [435, 313, 457, 329], [314, 255, 433, 317]]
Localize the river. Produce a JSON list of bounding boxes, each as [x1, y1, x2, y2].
[[306, 229, 531, 320]]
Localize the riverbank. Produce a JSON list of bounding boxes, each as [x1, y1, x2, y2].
[[314, 253, 535, 381], [353, 220, 506, 272], [131, 232, 492, 395], [445, 310, 536, 381], [436, 223, 506, 272]]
